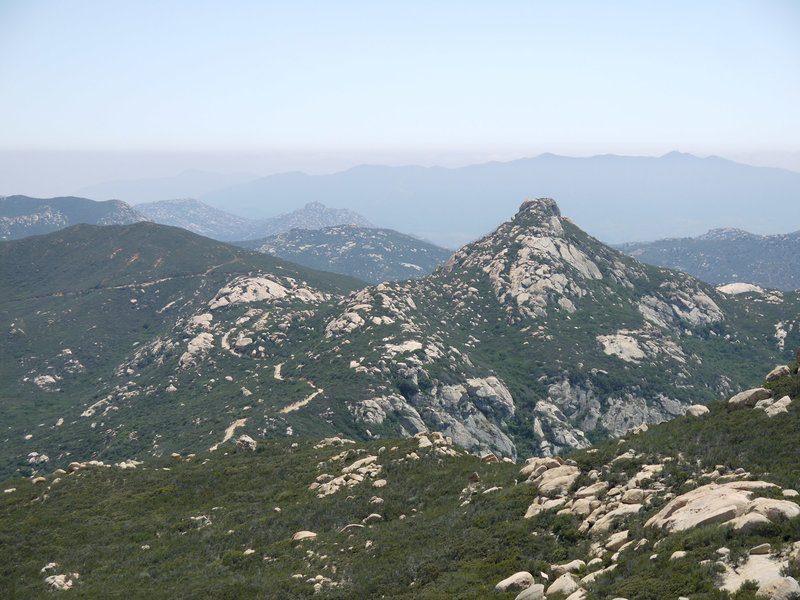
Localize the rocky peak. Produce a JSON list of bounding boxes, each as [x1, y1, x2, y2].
[[516, 197, 561, 220]]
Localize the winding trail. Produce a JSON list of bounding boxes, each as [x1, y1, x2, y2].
[[209, 418, 248, 452], [279, 384, 324, 414]]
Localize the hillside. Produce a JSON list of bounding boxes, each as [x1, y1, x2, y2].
[[2, 359, 798, 599], [0, 222, 363, 478], [1, 199, 799, 483], [616, 229, 800, 291], [0, 195, 146, 240], [238, 224, 453, 283], [136, 199, 373, 241], [199, 153, 800, 248]]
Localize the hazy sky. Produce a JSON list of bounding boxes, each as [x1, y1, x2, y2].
[[1, 0, 799, 194]]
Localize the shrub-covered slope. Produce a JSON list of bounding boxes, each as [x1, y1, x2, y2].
[[2, 360, 798, 599]]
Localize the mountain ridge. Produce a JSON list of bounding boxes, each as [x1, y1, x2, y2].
[[1, 198, 798, 480], [0, 195, 147, 240], [617, 228, 800, 291], [136, 198, 372, 241], [199, 153, 800, 248], [237, 224, 453, 283]]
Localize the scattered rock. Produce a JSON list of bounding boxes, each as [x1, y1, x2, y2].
[[235, 434, 257, 453], [44, 574, 74, 591], [190, 515, 212, 529], [481, 452, 499, 464]]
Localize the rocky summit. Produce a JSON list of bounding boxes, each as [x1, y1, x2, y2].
[[1, 199, 799, 479]]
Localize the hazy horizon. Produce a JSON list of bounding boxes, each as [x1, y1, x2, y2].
[[2, 148, 800, 201], [2, 1, 799, 196]]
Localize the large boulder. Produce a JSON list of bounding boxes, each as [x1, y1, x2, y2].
[[495, 571, 534, 592], [728, 388, 772, 411], [527, 464, 581, 495], [765, 396, 793, 418], [514, 584, 545, 600], [757, 576, 800, 599], [685, 404, 710, 417], [546, 573, 579, 596], [750, 498, 800, 521], [765, 365, 791, 382], [645, 481, 777, 533]]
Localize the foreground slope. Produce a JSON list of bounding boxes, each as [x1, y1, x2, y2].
[[238, 224, 453, 283], [0, 195, 146, 240], [2, 199, 799, 480], [2, 360, 798, 599], [616, 228, 800, 291]]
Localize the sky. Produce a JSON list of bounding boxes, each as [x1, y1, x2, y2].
[[1, 0, 799, 195]]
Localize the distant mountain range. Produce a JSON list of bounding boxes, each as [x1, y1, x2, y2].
[[75, 169, 255, 203], [238, 225, 453, 283], [0, 195, 146, 240], [2, 196, 373, 244], [131, 199, 372, 241], [197, 153, 800, 248], [617, 228, 800, 291]]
